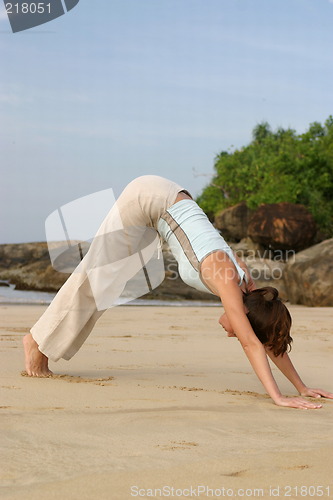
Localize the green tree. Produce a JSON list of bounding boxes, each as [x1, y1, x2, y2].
[[196, 117, 333, 236]]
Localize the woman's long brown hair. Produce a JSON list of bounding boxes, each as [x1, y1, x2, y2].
[[243, 287, 292, 357]]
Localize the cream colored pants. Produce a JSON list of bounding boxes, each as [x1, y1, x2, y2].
[[31, 175, 184, 361]]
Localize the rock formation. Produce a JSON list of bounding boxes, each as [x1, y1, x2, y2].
[[0, 242, 69, 292], [283, 239, 333, 306], [248, 203, 317, 251], [0, 242, 219, 302], [214, 202, 253, 242], [1, 231, 331, 306]]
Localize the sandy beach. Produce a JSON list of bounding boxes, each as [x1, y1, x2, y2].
[[1, 304, 332, 500]]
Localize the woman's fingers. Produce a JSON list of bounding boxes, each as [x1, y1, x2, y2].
[[314, 389, 333, 399], [318, 389, 333, 399], [276, 396, 322, 409], [301, 387, 333, 399], [293, 398, 322, 409]]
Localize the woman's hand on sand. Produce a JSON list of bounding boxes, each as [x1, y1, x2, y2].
[[273, 395, 323, 409], [300, 387, 333, 399]]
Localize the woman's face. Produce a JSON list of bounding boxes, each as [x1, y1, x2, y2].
[[219, 313, 237, 337]]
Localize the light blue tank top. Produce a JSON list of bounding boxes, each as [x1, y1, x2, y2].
[[157, 200, 246, 295]]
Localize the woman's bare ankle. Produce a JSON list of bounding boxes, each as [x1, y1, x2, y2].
[[23, 334, 53, 377]]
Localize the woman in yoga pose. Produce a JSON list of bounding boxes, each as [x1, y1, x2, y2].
[[23, 175, 333, 409]]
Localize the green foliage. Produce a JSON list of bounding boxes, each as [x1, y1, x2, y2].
[[196, 117, 333, 235]]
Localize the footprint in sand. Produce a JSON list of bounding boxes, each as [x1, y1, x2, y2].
[[283, 464, 310, 471], [156, 441, 198, 451], [21, 372, 115, 385], [221, 469, 248, 477]]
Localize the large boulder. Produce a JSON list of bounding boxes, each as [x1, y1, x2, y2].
[[215, 202, 253, 242], [283, 239, 333, 306], [227, 241, 288, 299], [0, 242, 69, 292], [248, 203, 317, 251], [230, 237, 264, 258], [244, 257, 287, 300]]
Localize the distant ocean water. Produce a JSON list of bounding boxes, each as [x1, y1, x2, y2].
[[0, 284, 56, 305], [0, 283, 220, 307]]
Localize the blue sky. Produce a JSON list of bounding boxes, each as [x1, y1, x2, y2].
[[1, 0, 333, 243]]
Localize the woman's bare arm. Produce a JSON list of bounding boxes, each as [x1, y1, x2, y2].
[[200, 251, 323, 409], [266, 348, 333, 400], [265, 349, 307, 393]]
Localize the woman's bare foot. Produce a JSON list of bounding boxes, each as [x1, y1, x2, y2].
[[23, 334, 53, 377]]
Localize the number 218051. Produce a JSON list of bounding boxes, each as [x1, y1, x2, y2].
[[5, 3, 51, 14]]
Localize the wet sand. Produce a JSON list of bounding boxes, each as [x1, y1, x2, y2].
[[1, 304, 332, 499]]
